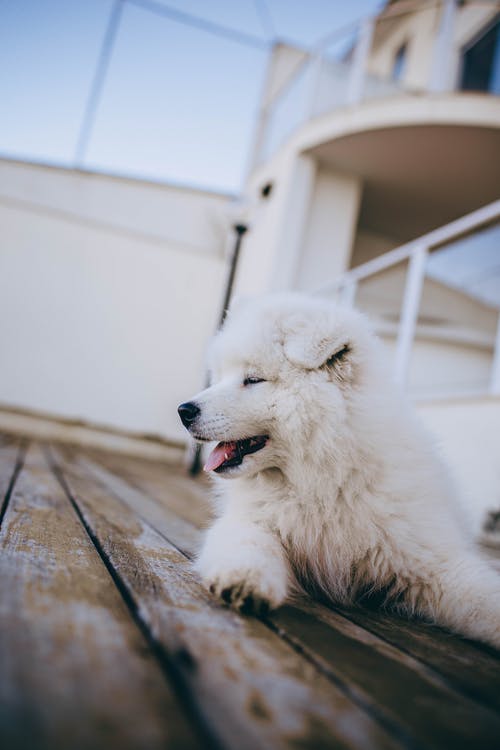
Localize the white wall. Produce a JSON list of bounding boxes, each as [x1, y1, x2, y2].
[[0, 160, 231, 442], [235, 151, 316, 297], [418, 397, 500, 534], [294, 167, 361, 290], [368, 2, 439, 90], [368, 1, 499, 92], [237, 155, 361, 298], [379, 335, 494, 399], [353, 264, 498, 397]]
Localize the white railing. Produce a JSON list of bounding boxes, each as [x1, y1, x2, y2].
[[316, 199, 500, 395], [257, 27, 404, 164], [256, 0, 496, 166]]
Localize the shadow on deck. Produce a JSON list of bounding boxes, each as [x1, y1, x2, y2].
[[1, 431, 500, 750]]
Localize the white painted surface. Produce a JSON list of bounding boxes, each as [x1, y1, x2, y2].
[[353, 264, 497, 400], [296, 93, 500, 157], [321, 201, 500, 398], [347, 16, 375, 104], [269, 154, 317, 290], [379, 335, 494, 400], [369, 0, 499, 92], [236, 154, 363, 301], [234, 151, 317, 298], [294, 168, 361, 290], [233, 150, 294, 298], [429, 0, 458, 93], [418, 397, 500, 532], [259, 2, 500, 164], [491, 315, 500, 395], [0, 160, 230, 441], [393, 245, 428, 386], [368, 2, 439, 90], [0, 160, 230, 253], [247, 92, 500, 318]]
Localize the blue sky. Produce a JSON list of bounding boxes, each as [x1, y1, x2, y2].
[[0, 0, 382, 192]]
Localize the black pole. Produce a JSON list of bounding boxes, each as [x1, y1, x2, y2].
[[218, 223, 248, 326], [188, 223, 248, 476]]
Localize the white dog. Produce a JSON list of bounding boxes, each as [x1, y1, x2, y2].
[[178, 293, 500, 648]]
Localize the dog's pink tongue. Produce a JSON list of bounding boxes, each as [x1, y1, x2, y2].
[[204, 441, 238, 472]]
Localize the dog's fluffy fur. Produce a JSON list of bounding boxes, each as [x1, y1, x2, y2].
[[180, 293, 500, 648]]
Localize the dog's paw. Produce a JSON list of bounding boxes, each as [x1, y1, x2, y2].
[[211, 580, 271, 614], [195, 521, 290, 615], [199, 563, 288, 614]]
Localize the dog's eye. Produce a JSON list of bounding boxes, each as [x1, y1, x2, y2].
[[325, 344, 350, 368], [243, 376, 265, 386]]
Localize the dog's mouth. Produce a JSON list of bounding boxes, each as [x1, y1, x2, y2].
[[204, 435, 269, 473]]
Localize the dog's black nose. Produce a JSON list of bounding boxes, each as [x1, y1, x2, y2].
[[178, 401, 200, 428]]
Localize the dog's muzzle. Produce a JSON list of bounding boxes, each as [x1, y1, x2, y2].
[[178, 401, 200, 429]]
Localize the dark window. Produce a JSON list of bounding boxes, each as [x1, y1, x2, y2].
[[391, 43, 407, 82], [460, 18, 500, 94]]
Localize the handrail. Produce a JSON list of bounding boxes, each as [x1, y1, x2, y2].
[[314, 199, 500, 392], [256, 0, 499, 167], [317, 199, 500, 294]]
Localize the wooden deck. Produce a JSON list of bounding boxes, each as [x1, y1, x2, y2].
[[1, 432, 500, 750]]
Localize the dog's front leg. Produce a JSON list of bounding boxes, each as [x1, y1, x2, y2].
[[195, 514, 290, 614], [426, 555, 500, 649]]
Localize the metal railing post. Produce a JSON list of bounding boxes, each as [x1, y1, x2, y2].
[[429, 0, 457, 92], [347, 17, 375, 105], [490, 313, 500, 395], [340, 280, 357, 308], [393, 245, 428, 386], [307, 53, 324, 118]]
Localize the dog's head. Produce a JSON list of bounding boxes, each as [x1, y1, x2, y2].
[[178, 293, 379, 479]]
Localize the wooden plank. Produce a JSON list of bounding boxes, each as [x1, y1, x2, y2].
[[75, 448, 500, 714], [0, 443, 205, 750], [84, 447, 212, 528], [52, 446, 401, 750], [271, 600, 500, 750], [71, 449, 201, 556], [0, 433, 25, 524], [110, 450, 500, 746], [333, 602, 500, 712]]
